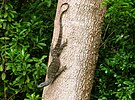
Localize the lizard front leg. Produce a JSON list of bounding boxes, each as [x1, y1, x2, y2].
[[55, 66, 67, 77], [57, 40, 68, 56]]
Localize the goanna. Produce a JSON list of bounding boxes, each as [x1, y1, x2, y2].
[[37, 3, 69, 88]]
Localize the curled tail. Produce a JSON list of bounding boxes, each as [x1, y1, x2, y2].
[[37, 79, 52, 88], [55, 3, 69, 48]]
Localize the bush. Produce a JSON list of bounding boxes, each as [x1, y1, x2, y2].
[[91, 0, 135, 99], [0, 0, 56, 99]]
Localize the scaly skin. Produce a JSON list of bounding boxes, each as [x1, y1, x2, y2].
[[37, 3, 69, 88]]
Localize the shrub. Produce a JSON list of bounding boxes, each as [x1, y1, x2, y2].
[[91, 0, 135, 99], [0, 0, 56, 99]]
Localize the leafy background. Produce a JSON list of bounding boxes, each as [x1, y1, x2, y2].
[[91, 0, 135, 100], [0, 0, 135, 99], [0, 0, 56, 99]]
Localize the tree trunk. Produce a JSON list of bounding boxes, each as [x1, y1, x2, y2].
[[42, 0, 106, 100]]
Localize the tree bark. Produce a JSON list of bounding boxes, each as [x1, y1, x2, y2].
[[42, 0, 106, 100]]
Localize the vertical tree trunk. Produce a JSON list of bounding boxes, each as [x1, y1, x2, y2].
[[42, 0, 106, 100]]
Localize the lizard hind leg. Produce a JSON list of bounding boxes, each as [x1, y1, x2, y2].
[[37, 66, 67, 88], [51, 66, 67, 84], [55, 66, 67, 78], [37, 79, 53, 88]]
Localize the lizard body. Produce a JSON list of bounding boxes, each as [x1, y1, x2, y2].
[[37, 3, 69, 88]]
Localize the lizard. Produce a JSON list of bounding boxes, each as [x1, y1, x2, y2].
[[37, 3, 69, 88]]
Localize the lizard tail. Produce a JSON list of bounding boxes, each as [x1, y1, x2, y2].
[[55, 3, 69, 48], [37, 79, 52, 88]]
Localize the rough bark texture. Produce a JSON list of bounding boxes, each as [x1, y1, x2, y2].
[[42, 0, 106, 100]]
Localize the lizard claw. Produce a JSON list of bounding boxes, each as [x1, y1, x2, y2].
[[62, 66, 67, 71]]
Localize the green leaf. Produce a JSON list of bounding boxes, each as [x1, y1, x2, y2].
[[0, 65, 3, 71], [0, 37, 10, 40], [5, 4, 9, 10], [26, 75, 30, 83], [1, 72, 6, 80], [4, 12, 8, 18], [25, 54, 30, 61], [20, 29, 27, 35], [123, 81, 132, 85], [41, 55, 47, 61], [45, 0, 51, 7], [22, 48, 25, 56], [8, 16, 12, 22], [3, 22, 6, 29], [0, 19, 5, 23], [37, 45, 43, 49], [38, 43, 46, 46], [23, 71, 26, 76], [10, 10, 16, 14], [0, 24, 2, 28]]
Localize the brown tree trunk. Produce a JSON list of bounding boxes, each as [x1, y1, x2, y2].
[[42, 0, 106, 100]]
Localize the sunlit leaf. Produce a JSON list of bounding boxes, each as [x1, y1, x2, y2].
[[1, 72, 6, 80]]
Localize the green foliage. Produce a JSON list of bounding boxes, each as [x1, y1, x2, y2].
[[91, 0, 135, 100], [1, 0, 134, 99], [0, 0, 56, 99], [24, 92, 41, 100]]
